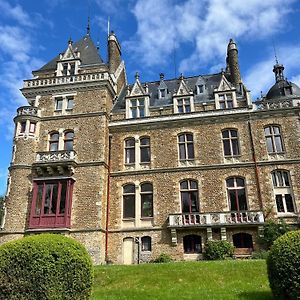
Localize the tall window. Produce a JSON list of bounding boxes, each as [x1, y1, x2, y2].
[[141, 236, 152, 251], [123, 184, 135, 218], [272, 170, 295, 213], [125, 138, 135, 164], [140, 137, 150, 163], [20, 121, 26, 133], [66, 96, 74, 110], [64, 131, 74, 150], [140, 183, 153, 218], [49, 132, 59, 151], [180, 180, 199, 213], [197, 85, 204, 94], [177, 98, 191, 113], [55, 97, 63, 110], [30, 179, 74, 228], [183, 235, 202, 253], [222, 129, 240, 157], [226, 177, 248, 211], [129, 98, 145, 118], [29, 122, 36, 133], [264, 125, 284, 154], [219, 93, 233, 109], [178, 133, 194, 160]]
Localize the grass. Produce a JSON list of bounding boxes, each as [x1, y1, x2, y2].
[[91, 260, 272, 300]]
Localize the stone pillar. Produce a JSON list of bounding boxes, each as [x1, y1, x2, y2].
[[221, 227, 227, 240], [206, 227, 213, 241]]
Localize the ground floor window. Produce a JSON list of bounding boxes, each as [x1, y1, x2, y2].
[[141, 236, 152, 251], [183, 235, 202, 253], [29, 179, 74, 228], [232, 233, 253, 248]]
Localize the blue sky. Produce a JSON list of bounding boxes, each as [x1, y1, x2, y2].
[[1, 0, 300, 195]]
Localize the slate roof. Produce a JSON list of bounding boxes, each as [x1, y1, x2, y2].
[[266, 80, 300, 99], [113, 73, 230, 111], [35, 34, 103, 72]]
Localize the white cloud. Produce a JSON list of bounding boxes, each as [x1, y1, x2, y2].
[[126, 0, 296, 75]]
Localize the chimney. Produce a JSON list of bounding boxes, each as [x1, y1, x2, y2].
[[227, 39, 241, 85]]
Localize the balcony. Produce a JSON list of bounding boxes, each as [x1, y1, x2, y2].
[[168, 211, 264, 228], [17, 106, 40, 117], [33, 150, 77, 176], [23, 72, 110, 88]]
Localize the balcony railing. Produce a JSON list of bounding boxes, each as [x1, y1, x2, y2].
[[256, 98, 299, 110], [36, 150, 76, 163], [168, 211, 264, 227], [23, 72, 110, 88], [17, 106, 40, 117]]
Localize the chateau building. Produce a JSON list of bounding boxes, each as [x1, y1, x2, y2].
[[0, 29, 299, 264]]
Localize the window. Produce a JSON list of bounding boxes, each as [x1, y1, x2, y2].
[[125, 138, 135, 164], [226, 177, 248, 211], [69, 63, 75, 76], [183, 235, 202, 253], [62, 63, 68, 76], [123, 184, 135, 219], [218, 93, 233, 109], [29, 179, 74, 228], [29, 122, 36, 133], [159, 89, 166, 98], [272, 170, 295, 213], [20, 121, 26, 133], [141, 236, 152, 251], [197, 84, 204, 94], [140, 137, 150, 163], [55, 97, 63, 110], [64, 131, 74, 150], [66, 96, 74, 110], [180, 180, 199, 213], [49, 132, 59, 151], [178, 133, 194, 160], [222, 129, 240, 157], [264, 125, 284, 154], [177, 98, 191, 113], [129, 98, 145, 118], [140, 183, 153, 218]]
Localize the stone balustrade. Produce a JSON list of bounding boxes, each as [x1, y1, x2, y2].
[[23, 72, 110, 88], [168, 210, 264, 227], [36, 150, 76, 163], [256, 98, 299, 110], [17, 106, 39, 117]]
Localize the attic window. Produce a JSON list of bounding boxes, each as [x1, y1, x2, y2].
[[197, 85, 204, 94], [159, 89, 166, 98], [218, 93, 233, 109], [62, 63, 68, 76]]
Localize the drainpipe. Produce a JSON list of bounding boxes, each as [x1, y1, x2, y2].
[[105, 134, 112, 263], [247, 119, 264, 212]]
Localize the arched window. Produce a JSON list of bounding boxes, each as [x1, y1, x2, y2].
[[178, 133, 194, 160], [180, 180, 199, 213], [125, 138, 135, 164], [222, 129, 240, 157], [49, 132, 59, 151], [264, 125, 284, 153], [226, 177, 247, 211], [64, 131, 74, 150], [183, 235, 202, 253], [140, 183, 153, 218], [272, 170, 295, 213], [140, 137, 150, 163], [141, 236, 152, 251], [123, 184, 135, 218]]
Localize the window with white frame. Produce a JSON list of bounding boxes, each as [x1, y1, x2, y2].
[[177, 98, 191, 113], [140, 137, 150, 163], [178, 133, 194, 160], [222, 129, 240, 157], [55, 97, 63, 110], [129, 98, 145, 118], [180, 180, 199, 213], [264, 125, 284, 154], [125, 138, 135, 164], [54, 95, 75, 112], [123, 184, 136, 219], [272, 170, 295, 213], [226, 177, 248, 211], [218, 93, 233, 109], [124, 137, 151, 166], [49, 130, 74, 152], [140, 183, 153, 218]]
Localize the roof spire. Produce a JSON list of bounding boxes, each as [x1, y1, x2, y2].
[[87, 16, 90, 35]]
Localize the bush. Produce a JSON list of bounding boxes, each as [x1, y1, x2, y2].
[[259, 219, 290, 249], [267, 230, 300, 299], [204, 240, 234, 260], [0, 234, 93, 300], [151, 253, 173, 263], [251, 250, 269, 260]]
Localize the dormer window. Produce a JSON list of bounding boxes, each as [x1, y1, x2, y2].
[[217, 93, 235, 109], [159, 89, 166, 98], [62, 63, 68, 76], [129, 98, 145, 118], [197, 84, 204, 94]]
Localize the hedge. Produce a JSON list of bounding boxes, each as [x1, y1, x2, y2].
[[0, 234, 93, 300], [267, 230, 300, 299], [204, 240, 234, 260]]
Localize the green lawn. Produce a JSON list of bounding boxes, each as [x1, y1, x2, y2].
[[92, 260, 272, 300]]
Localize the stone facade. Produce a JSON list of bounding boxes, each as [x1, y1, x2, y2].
[[0, 31, 299, 265]]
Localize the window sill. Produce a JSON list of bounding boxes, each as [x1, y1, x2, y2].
[[140, 217, 153, 220], [277, 212, 297, 217]]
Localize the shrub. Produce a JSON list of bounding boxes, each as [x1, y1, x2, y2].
[[0, 234, 93, 300], [251, 250, 269, 260], [204, 240, 234, 260], [259, 219, 290, 249], [267, 230, 300, 299], [151, 253, 173, 263]]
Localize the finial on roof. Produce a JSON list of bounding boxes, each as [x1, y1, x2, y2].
[[87, 16, 91, 35], [160, 73, 164, 81], [68, 37, 73, 45], [135, 72, 140, 80], [179, 73, 184, 80], [227, 38, 237, 51]]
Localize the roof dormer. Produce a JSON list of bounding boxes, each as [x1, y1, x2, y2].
[[214, 73, 237, 109], [158, 73, 168, 99], [173, 74, 194, 113]]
